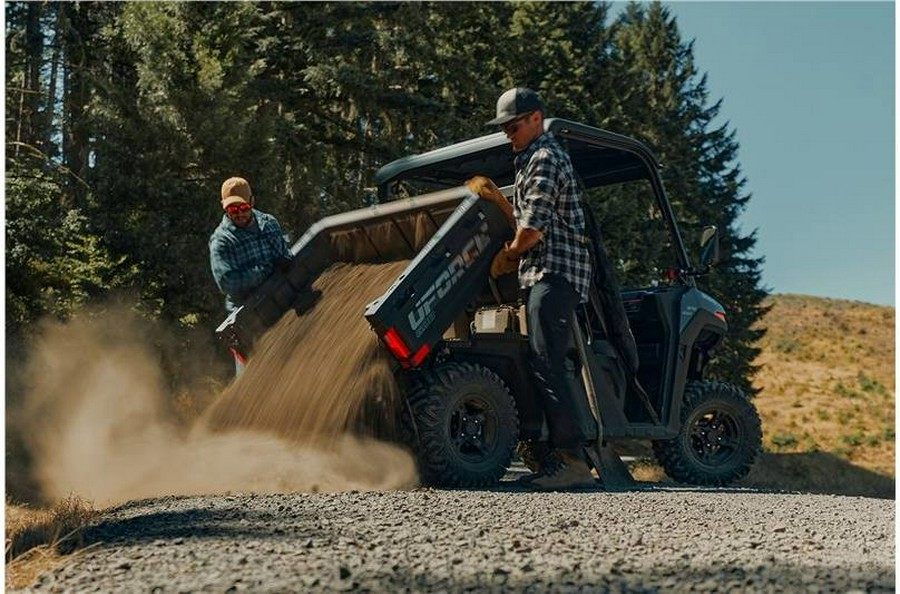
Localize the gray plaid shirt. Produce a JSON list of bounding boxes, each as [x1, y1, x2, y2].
[[513, 132, 592, 303]]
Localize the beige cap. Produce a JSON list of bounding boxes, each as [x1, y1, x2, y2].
[[220, 177, 252, 208], [222, 195, 250, 209]]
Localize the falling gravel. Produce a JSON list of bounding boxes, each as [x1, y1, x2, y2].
[[23, 480, 894, 593], [202, 260, 412, 443]]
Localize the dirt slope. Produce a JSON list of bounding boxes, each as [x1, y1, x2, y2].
[[753, 295, 894, 472]]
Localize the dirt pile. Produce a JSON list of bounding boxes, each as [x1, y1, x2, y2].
[[14, 262, 418, 505], [202, 261, 410, 443]]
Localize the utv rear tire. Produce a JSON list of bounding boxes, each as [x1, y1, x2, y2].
[[406, 362, 518, 487], [652, 381, 761, 487]]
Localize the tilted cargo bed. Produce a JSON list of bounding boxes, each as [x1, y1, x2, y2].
[[215, 186, 512, 365], [363, 193, 513, 367]]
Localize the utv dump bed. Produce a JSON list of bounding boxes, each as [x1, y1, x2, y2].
[[362, 194, 514, 367], [215, 186, 512, 360]]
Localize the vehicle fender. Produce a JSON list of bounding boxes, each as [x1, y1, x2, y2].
[[668, 308, 728, 426]]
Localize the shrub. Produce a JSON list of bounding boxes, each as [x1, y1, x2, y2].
[[857, 372, 886, 394], [770, 433, 798, 448], [833, 382, 859, 399], [774, 337, 801, 354], [840, 432, 865, 447]]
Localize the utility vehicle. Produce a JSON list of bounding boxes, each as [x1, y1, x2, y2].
[[217, 119, 762, 489]]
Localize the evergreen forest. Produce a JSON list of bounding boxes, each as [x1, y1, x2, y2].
[[6, 1, 768, 394]]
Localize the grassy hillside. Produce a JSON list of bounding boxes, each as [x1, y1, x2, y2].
[[750, 294, 894, 484]]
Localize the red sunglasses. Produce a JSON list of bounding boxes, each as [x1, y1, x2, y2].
[[225, 202, 252, 215]]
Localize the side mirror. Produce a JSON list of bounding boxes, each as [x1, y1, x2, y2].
[[699, 225, 720, 269]]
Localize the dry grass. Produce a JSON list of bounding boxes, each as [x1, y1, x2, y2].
[[5, 496, 99, 589], [753, 295, 894, 477]]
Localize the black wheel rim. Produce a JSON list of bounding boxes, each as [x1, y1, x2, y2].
[[449, 395, 498, 463], [688, 406, 743, 467]]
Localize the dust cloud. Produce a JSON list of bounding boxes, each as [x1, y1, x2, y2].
[[15, 262, 418, 506]]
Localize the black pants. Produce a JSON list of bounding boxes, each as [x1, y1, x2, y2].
[[526, 274, 590, 451]]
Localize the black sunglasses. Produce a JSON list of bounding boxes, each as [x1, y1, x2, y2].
[[502, 112, 534, 135]]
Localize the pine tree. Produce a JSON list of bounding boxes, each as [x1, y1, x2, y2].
[[5, 1, 768, 396], [605, 2, 768, 394], [506, 1, 612, 123], [5, 2, 130, 340]]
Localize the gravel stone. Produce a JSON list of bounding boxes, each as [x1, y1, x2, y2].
[[14, 483, 895, 593]]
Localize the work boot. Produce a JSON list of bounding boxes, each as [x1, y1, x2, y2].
[[527, 450, 596, 491], [516, 446, 559, 486], [517, 440, 553, 474]]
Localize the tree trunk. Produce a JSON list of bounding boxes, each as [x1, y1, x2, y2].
[[45, 4, 63, 160], [62, 3, 91, 202], [22, 1, 44, 154]]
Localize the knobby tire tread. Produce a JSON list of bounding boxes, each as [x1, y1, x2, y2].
[[652, 380, 762, 487], [406, 362, 518, 488]]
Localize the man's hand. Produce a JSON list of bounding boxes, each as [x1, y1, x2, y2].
[[490, 242, 519, 278], [466, 175, 516, 230]]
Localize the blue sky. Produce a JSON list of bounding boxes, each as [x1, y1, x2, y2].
[[656, 2, 894, 306]]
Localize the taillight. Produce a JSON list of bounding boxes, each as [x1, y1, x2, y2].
[[383, 327, 411, 360], [714, 311, 727, 322], [410, 343, 431, 367], [382, 327, 430, 369], [229, 346, 248, 366]]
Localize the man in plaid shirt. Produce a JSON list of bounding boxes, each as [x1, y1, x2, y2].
[[209, 176, 292, 314], [487, 88, 595, 491]]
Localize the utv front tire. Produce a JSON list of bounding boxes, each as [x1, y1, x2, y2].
[[652, 381, 761, 487], [406, 362, 518, 487]]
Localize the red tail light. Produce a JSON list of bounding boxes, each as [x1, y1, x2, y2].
[[383, 327, 411, 360], [229, 346, 248, 366], [411, 343, 431, 367], [382, 327, 431, 369], [714, 311, 727, 322]]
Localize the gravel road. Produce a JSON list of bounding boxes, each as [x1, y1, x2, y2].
[[24, 476, 894, 593]]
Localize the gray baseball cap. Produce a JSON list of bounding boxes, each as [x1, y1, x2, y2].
[[486, 87, 544, 126]]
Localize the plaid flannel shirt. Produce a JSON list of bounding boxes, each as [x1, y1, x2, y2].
[[209, 210, 292, 311], [513, 132, 592, 303]]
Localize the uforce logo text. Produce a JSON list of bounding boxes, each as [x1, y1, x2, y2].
[[408, 219, 492, 337]]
